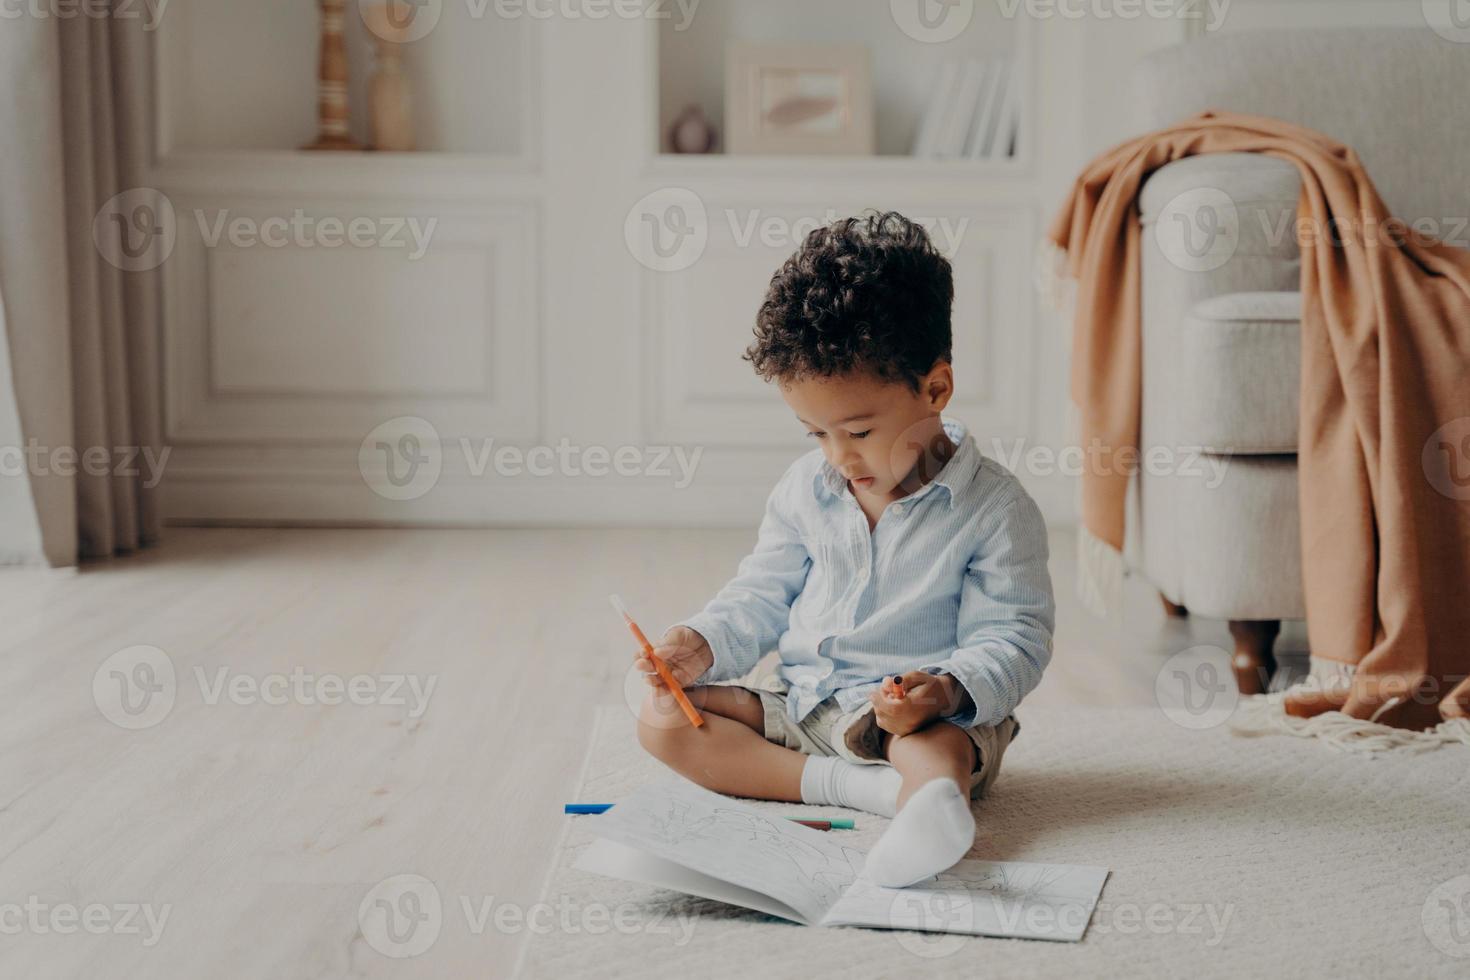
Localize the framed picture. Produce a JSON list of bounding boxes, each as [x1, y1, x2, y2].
[[725, 43, 875, 156]]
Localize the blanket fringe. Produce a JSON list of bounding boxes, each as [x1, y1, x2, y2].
[[1034, 239, 1076, 318], [1229, 692, 1470, 756], [1041, 244, 1117, 618], [1075, 524, 1123, 619]]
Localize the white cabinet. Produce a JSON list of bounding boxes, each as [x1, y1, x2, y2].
[[149, 1, 1205, 527]]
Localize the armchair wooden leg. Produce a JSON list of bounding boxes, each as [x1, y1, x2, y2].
[[1159, 593, 1189, 618], [1228, 619, 1280, 695]]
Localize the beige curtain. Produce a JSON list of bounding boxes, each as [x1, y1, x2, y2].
[[0, 6, 162, 565]]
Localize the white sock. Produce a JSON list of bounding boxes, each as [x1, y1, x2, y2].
[[863, 777, 975, 888], [799, 756, 903, 818]]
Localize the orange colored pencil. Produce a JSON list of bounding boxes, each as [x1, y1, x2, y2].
[[610, 595, 704, 728]]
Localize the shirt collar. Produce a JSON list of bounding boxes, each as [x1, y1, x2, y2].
[[813, 416, 979, 509]]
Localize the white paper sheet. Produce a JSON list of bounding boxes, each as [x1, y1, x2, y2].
[[586, 775, 865, 925], [824, 860, 1110, 941], [575, 838, 809, 924], [576, 775, 1110, 941]]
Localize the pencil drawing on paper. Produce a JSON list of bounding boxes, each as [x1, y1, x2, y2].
[[631, 794, 865, 908], [929, 862, 1093, 916]]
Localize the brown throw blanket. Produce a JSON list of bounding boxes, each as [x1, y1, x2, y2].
[[1044, 110, 1470, 730]]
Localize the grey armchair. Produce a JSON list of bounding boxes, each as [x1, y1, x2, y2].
[[1130, 28, 1470, 691]]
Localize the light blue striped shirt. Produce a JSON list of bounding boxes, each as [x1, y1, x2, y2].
[[677, 416, 1054, 729]]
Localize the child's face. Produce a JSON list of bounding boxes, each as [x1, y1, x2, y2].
[[779, 365, 955, 502]]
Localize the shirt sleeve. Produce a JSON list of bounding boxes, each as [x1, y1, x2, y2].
[[673, 466, 812, 685], [921, 487, 1055, 728]]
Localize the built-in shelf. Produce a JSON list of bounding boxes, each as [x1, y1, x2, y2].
[[155, 149, 537, 171], [149, 149, 541, 201], [153, 0, 533, 160], [654, 0, 1031, 168], [146, 0, 1062, 529], [646, 151, 1031, 181]]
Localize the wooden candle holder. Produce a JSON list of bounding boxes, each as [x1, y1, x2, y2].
[[303, 0, 364, 151]]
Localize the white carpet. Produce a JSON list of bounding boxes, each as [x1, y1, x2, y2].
[[516, 705, 1470, 979]]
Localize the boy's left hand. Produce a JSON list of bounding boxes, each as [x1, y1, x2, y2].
[[869, 671, 966, 737]]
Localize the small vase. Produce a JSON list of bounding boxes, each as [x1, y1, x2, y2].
[[361, 2, 417, 152], [668, 104, 716, 154], [370, 55, 415, 152]]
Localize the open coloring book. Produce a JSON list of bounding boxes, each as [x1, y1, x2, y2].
[[574, 776, 1109, 941]]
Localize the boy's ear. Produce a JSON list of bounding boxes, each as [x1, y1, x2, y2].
[[923, 361, 955, 411]]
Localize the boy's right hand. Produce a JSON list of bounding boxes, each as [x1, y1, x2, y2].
[[636, 626, 714, 688]]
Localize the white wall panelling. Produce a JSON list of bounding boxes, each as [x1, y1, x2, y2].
[[154, 4, 1423, 527], [162, 197, 540, 444], [151, 7, 1055, 526], [640, 201, 1036, 453], [1205, 1, 1438, 34], [152, 11, 547, 524]]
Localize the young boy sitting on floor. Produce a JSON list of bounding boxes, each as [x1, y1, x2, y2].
[[636, 211, 1055, 888]]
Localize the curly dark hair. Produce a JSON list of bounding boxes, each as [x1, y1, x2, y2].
[[744, 211, 954, 392]]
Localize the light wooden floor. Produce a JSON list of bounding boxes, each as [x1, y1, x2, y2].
[[0, 527, 1305, 978]]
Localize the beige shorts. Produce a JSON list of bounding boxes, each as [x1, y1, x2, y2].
[[727, 677, 1020, 800]]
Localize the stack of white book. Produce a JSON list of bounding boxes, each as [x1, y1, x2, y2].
[[911, 58, 1021, 161]]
